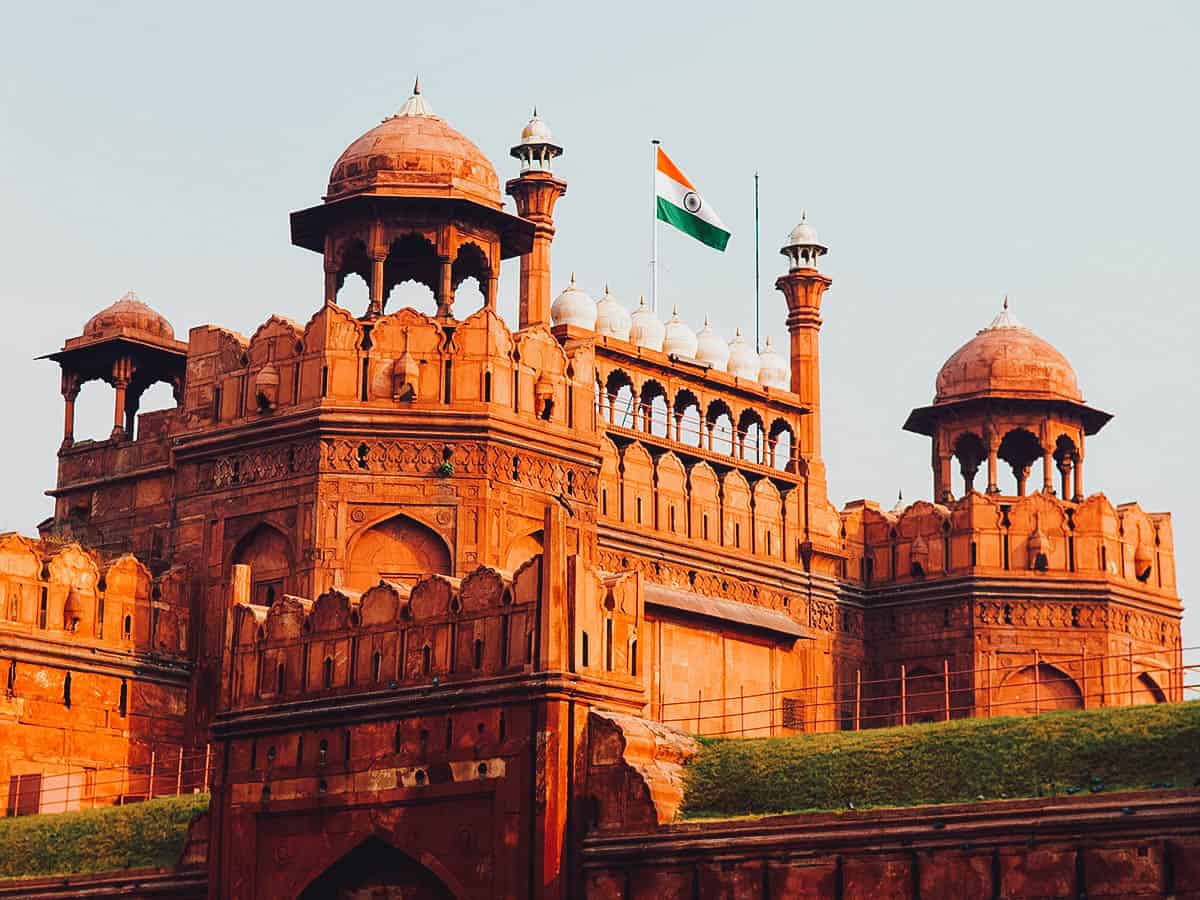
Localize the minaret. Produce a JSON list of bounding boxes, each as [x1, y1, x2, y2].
[[506, 109, 567, 328], [775, 213, 832, 463]]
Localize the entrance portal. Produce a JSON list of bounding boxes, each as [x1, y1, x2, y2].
[[299, 838, 454, 900]]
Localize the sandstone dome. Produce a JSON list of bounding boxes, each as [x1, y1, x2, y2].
[[83, 291, 175, 343], [934, 305, 1081, 404], [326, 85, 501, 209]]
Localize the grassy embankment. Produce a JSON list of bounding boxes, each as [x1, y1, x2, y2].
[[0, 793, 208, 879], [683, 702, 1200, 819]]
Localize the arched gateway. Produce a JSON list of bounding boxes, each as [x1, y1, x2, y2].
[[298, 838, 455, 900]]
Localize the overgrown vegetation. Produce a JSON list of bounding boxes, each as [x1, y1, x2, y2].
[[682, 702, 1200, 819], [0, 793, 208, 879]]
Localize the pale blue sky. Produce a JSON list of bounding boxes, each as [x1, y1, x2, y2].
[[2, 1, 1197, 651]]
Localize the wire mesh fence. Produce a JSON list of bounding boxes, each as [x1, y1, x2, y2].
[[2, 744, 214, 818], [655, 645, 1199, 737]]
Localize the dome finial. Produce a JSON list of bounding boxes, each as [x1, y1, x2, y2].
[[413, 76, 421, 95], [532, 105, 538, 117], [1003, 294, 1009, 311]]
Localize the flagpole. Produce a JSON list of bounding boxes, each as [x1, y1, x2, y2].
[[754, 171, 760, 351], [651, 139, 660, 312]]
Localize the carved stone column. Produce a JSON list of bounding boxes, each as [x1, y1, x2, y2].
[[61, 372, 80, 448]]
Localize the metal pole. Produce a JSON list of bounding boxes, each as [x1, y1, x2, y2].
[[739, 684, 745, 737], [1033, 650, 1041, 714], [900, 664, 907, 726], [855, 669, 861, 731], [986, 653, 993, 718], [148, 751, 156, 801], [1081, 642, 1088, 708], [754, 171, 760, 351], [1128, 642, 1135, 706], [203, 744, 211, 794], [696, 688, 701, 734], [175, 748, 184, 796], [943, 659, 951, 722], [651, 140, 660, 312]]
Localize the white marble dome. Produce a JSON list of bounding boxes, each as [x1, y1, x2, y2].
[[550, 274, 596, 329], [757, 336, 789, 388], [595, 286, 632, 341], [694, 316, 729, 371], [629, 296, 665, 351], [661, 305, 698, 358], [727, 328, 760, 380]]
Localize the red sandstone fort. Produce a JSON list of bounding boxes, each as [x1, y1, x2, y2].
[[0, 85, 1187, 898]]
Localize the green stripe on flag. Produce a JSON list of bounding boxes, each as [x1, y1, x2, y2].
[[656, 197, 730, 252]]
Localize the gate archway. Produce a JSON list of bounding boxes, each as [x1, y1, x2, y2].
[[298, 837, 455, 900]]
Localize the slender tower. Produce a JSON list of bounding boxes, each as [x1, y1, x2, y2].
[[775, 213, 832, 469], [506, 109, 567, 328]]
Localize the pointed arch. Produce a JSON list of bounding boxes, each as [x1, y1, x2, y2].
[[347, 514, 452, 593], [232, 524, 293, 607], [297, 836, 458, 900]]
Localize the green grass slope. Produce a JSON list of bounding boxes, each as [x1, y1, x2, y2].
[[0, 793, 208, 879], [682, 702, 1200, 819]]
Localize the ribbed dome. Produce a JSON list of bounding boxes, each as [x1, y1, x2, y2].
[[595, 286, 632, 340], [550, 274, 597, 329], [326, 84, 501, 209], [756, 336, 789, 388], [727, 328, 759, 380], [935, 304, 1081, 404], [695, 316, 729, 370], [83, 291, 175, 343], [628, 297, 665, 351], [661, 306, 698, 357]]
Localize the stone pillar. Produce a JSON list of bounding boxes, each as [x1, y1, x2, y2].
[[368, 252, 386, 317], [506, 171, 568, 328], [110, 357, 133, 441], [775, 268, 832, 463], [437, 256, 454, 318], [1073, 453, 1084, 501], [1043, 446, 1055, 493], [323, 260, 339, 307], [937, 452, 953, 503], [985, 430, 1000, 494], [61, 373, 79, 448]]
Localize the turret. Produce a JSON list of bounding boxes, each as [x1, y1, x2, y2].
[[506, 109, 568, 328]]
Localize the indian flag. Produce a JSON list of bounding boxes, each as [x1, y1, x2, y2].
[[655, 146, 731, 252]]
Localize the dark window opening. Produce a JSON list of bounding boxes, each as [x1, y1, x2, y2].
[[1071, 606, 1081, 627], [96, 596, 105, 638], [483, 371, 492, 402], [320, 365, 329, 397], [702, 514, 709, 540], [601, 489, 607, 516], [630, 640, 638, 677], [581, 632, 590, 668], [63, 671, 71, 708], [393, 723, 402, 753], [360, 358, 370, 401], [38, 589, 47, 630], [356, 443, 369, 469], [322, 657, 334, 689], [473, 639, 484, 670], [1068, 536, 1076, 572], [371, 651, 382, 683], [512, 456, 520, 481], [605, 619, 613, 672], [498, 710, 506, 742], [636, 497, 643, 524], [422, 644, 432, 676], [669, 505, 676, 532], [1033, 553, 1048, 572], [118, 678, 127, 717], [1003, 604, 1013, 625], [970, 541, 978, 566], [443, 360, 453, 404], [122, 614, 132, 639], [734, 522, 741, 548], [276, 663, 285, 695], [5, 661, 15, 699]]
